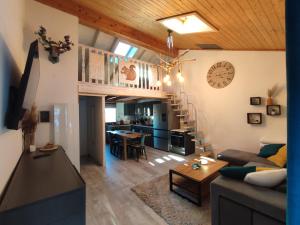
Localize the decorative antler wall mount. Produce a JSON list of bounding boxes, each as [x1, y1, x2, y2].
[[35, 26, 74, 64]]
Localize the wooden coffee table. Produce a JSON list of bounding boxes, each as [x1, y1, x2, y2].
[[169, 158, 228, 206]]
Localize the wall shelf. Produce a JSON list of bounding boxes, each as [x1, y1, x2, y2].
[[247, 113, 262, 124], [250, 97, 262, 105], [267, 105, 281, 116]]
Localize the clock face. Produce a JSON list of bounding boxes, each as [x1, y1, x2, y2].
[[207, 61, 235, 89]]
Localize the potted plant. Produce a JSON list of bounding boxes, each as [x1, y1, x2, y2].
[[267, 86, 278, 105]]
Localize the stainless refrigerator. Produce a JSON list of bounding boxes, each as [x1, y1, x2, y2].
[[153, 103, 178, 151]]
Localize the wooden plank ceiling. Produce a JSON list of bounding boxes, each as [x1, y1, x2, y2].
[[37, 0, 285, 51]]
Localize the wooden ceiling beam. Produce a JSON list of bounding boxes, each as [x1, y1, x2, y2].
[[35, 0, 178, 56]]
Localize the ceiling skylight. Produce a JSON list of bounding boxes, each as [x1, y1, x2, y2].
[[127, 47, 138, 58], [157, 12, 217, 34], [114, 42, 131, 56], [114, 41, 138, 58]]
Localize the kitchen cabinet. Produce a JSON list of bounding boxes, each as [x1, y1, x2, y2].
[[135, 103, 153, 116], [0, 148, 85, 225], [124, 103, 136, 116]]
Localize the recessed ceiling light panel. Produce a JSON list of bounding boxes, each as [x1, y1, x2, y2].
[[157, 12, 217, 34]]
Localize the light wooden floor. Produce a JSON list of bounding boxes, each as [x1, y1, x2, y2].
[[80, 145, 197, 225]]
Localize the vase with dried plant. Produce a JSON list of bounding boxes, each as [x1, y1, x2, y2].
[[267, 86, 277, 105], [22, 104, 38, 152]]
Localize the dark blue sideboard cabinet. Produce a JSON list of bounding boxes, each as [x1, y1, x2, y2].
[[0, 147, 86, 225]]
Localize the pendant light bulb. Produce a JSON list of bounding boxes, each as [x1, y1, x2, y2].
[[178, 75, 184, 83], [163, 74, 170, 83], [156, 80, 162, 86], [167, 80, 172, 86], [176, 70, 182, 79]]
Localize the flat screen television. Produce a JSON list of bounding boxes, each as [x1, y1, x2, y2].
[[5, 40, 40, 130]]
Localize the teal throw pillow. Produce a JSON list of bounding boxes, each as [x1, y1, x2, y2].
[[258, 144, 285, 158], [219, 166, 256, 180]]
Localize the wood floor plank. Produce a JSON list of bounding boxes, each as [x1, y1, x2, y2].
[[80, 145, 197, 225]]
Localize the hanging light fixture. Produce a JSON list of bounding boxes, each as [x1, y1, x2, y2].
[[156, 29, 194, 87], [166, 29, 174, 50], [176, 69, 182, 79], [176, 64, 184, 83]]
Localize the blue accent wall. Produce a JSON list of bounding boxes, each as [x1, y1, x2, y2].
[[286, 0, 300, 224]]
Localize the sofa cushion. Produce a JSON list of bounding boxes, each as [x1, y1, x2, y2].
[[267, 145, 287, 168], [219, 166, 256, 180], [258, 144, 285, 158], [217, 149, 277, 166], [244, 169, 287, 188]]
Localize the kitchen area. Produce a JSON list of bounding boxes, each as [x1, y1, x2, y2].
[[105, 96, 195, 157]]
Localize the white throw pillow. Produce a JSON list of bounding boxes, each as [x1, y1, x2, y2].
[[244, 169, 287, 188]]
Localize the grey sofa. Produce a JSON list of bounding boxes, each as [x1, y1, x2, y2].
[[216, 149, 277, 166], [211, 149, 286, 225]]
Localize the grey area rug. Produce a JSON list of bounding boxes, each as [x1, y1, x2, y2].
[[131, 174, 211, 225]]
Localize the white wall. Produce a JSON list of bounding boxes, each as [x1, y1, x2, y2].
[[0, 0, 25, 193], [182, 50, 286, 154], [24, 0, 80, 169]]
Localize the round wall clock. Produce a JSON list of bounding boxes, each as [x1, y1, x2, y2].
[[207, 61, 235, 89]]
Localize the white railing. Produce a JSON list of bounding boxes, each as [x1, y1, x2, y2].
[[78, 44, 163, 93]]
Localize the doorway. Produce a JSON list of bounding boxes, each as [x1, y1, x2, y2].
[[79, 96, 105, 167]]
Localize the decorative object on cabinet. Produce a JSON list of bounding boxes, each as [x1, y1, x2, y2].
[[207, 61, 235, 89], [250, 97, 262, 105], [35, 26, 74, 64], [267, 105, 281, 116], [39, 143, 59, 152], [247, 113, 262, 124], [22, 104, 38, 152]]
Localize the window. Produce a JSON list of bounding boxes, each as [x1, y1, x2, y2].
[[114, 41, 138, 58], [127, 47, 138, 58], [105, 107, 116, 123]]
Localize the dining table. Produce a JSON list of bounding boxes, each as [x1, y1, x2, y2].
[[107, 130, 143, 160]]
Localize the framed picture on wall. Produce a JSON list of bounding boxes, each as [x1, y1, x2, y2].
[[250, 97, 262, 105], [247, 113, 262, 124]]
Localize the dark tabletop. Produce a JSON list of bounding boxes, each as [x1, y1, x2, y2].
[[0, 147, 85, 212]]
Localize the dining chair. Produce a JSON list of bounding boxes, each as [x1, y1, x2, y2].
[[111, 135, 124, 159], [129, 134, 147, 161]]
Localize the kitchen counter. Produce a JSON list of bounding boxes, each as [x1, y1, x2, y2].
[[131, 124, 153, 128]]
